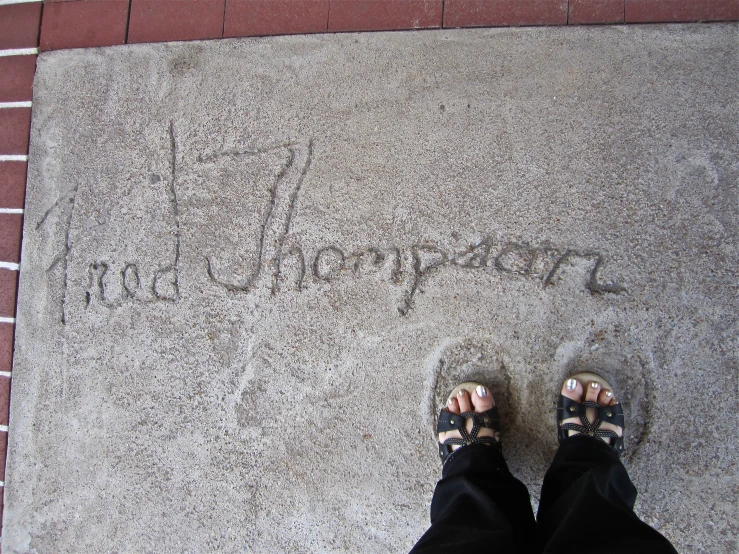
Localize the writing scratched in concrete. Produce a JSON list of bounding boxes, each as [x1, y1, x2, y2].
[[211, 236, 627, 316], [199, 139, 627, 315], [48, 131, 626, 318]]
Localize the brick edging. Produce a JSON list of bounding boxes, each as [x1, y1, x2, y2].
[[0, 0, 40, 545], [27, 0, 739, 51]]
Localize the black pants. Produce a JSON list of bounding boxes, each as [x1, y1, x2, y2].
[[410, 436, 678, 554]]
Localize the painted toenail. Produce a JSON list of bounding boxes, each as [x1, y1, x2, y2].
[[476, 385, 487, 397], [566, 379, 577, 390], [590, 382, 599, 388], [448, 398, 454, 405], [605, 391, 613, 398], [458, 390, 465, 397]]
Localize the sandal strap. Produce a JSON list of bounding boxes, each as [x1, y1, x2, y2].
[[437, 406, 500, 433], [557, 394, 625, 453], [437, 407, 501, 465], [442, 436, 499, 447]]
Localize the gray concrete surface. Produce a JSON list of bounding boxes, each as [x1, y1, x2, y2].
[[4, 24, 738, 553]]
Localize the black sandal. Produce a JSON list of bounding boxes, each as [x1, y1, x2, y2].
[[437, 382, 501, 465], [557, 372, 625, 453]]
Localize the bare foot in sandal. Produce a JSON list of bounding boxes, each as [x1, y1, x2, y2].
[[437, 384, 501, 464], [558, 374, 625, 452]]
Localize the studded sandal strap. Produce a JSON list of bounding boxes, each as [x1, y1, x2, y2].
[[438, 406, 500, 433], [557, 394, 625, 453], [437, 408, 501, 465]]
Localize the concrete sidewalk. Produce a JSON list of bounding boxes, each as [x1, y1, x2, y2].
[[4, 24, 738, 553]]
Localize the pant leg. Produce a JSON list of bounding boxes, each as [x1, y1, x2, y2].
[[536, 435, 678, 554], [410, 444, 537, 554]]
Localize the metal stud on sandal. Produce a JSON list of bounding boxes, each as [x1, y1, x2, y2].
[[437, 382, 501, 465], [557, 372, 625, 453]]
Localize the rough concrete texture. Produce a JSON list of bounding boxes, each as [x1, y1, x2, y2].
[[5, 24, 738, 553]]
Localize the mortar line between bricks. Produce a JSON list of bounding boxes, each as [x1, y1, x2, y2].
[[0, 48, 38, 57], [0, 372, 11, 378], [0, 317, 15, 324], [0, 0, 41, 5], [0, 425, 8, 432], [0, 262, 19, 271], [0, 209, 24, 214], [0, 102, 32, 109], [566, 0, 570, 24], [124, 0, 132, 44], [0, 156, 28, 162]]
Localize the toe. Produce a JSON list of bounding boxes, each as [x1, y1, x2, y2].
[[447, 396, 461, 414], [598, 388, 616, 406], [597, 388, 622, 438], [561, 378, 585, 436], [585, 381, 601, 403], [439, 397, 462, 446], [471, 385, 494, 412], [584, 382, 601, 428], [561, 377, 584, 402], [457, 389, 473, 413]]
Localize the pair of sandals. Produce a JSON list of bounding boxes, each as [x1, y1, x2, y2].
[[438, 372, 625, 465]]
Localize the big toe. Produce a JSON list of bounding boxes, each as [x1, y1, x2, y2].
[[561, 377, 584, 402], [472, 385, 494, 412]]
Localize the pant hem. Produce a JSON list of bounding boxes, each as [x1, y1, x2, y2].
[[442, 443, 508, 479]]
